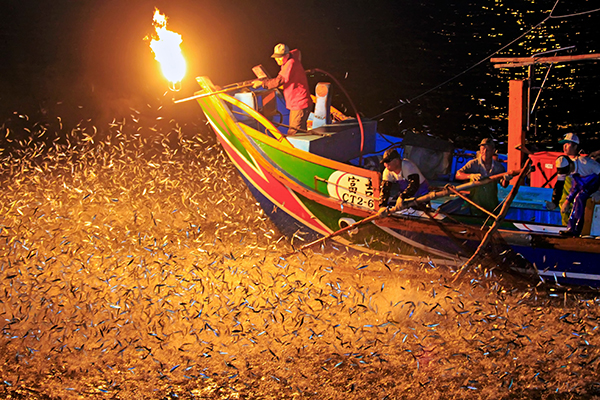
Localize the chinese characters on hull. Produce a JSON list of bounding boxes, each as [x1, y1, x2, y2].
[[327, 171, 375, 210]]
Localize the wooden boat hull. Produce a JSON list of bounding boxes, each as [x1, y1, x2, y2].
[[193, 76, 600, 288], [513, 234, 600, 287]]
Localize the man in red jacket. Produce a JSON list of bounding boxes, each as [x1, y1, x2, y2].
[[253, 43, 313, 135]]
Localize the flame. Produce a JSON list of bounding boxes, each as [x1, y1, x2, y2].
[[148, 9, 186, 86]]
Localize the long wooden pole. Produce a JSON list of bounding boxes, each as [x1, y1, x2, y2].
[[282, 213, 381, 257], [283, 169, 521, 258], [404, 169, 521, 207], [491, 53, 600, 68], [452, 158, 532, 282], [173, 82, 254, 104]]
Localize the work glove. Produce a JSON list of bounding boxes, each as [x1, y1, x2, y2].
[[252, 80, 263, 89]]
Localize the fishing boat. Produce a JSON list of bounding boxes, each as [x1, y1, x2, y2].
[[184, 54, 600, 288]]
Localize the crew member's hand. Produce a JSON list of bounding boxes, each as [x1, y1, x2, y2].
[[561, 200, 571, 215], [252, 80, 263, 89], [470, 173, 482, 182], [377, 207, 389, 218], [391, 198, 405, 213], [545, 201, 557, 211], [590, 150, 600, 159]]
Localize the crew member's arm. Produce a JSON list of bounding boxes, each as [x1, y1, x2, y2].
[[493, 162, 511, 188], [562, 178, 580, 214], [549, 157, 578, 211], [392, 160, 427, 212], [255, 59, 293, 89], [389, 174, 420, 213], [549, 176, 565, 210], [400, 160, 426, 199], [454, 160, 480, 182], [590, 149, 600, 160], [401, 174, 421, 199], [379, 180, 393, 207], [256, 74, 285, 89], [379, 167, 395, 207]]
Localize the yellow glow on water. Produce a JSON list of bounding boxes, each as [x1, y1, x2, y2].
[[147, 8, 186, 86]]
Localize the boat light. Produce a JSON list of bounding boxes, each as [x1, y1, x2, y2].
[[147, 8, 186, 90]]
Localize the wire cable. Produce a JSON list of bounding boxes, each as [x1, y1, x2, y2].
[[370, 0, 586, 120], [550, 6, 600, 18]]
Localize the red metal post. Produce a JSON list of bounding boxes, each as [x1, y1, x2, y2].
[[508, 80, 527, 184]]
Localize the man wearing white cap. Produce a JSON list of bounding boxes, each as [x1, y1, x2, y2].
[[548, 132, 579, 223], [454, 138, 509, 215], [253, 43, 313, 135], [550, 133, 600, 236]]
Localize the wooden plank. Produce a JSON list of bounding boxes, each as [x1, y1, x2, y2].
[[491, 53, 600, 68]]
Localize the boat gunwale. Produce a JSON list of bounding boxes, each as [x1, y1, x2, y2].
[[195, 77, 381, 218]]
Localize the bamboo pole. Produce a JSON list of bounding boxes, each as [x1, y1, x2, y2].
[[452, 158, 532, 282], [173, 82, 254, 104], [491, 53, 600, 68], [282, 169, 521, 258], [282, 213, 381, 257], [404, 169, 521, 207]]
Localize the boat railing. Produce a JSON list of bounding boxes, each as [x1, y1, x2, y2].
[[191, 76, 293, 146], [217, 92, 293, 147]]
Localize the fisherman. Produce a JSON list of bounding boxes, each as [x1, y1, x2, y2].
[[252, 43, 313, 135], [377, 148, 429, 215], [546, 132, 578, 225], [548, 133, 600, 236], [454, 138, 510, 215]]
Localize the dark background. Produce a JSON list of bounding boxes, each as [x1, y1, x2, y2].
[[1, 0, 598, 150]]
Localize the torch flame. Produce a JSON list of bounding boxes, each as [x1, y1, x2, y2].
[[148, 9, 186, 88]]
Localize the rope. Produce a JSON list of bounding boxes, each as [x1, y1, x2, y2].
[[369, 0, 600, 121]]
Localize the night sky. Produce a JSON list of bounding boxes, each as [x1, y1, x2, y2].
[[1, 0, 598, 146], [0, 2, 427, 116]]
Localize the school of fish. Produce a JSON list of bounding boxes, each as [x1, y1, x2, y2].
[[1, 106, 600, 399]]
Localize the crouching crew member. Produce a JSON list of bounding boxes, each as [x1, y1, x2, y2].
[[378, 148, 429, 215]]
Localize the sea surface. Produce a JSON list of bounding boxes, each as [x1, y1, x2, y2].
[[2, 113, 600, 399], [1, 1, 600, 399]]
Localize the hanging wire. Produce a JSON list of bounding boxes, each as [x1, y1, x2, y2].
[[370, 13, 547, 120], [550, 7, 600, 18], [369, 0, 600, 121]]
